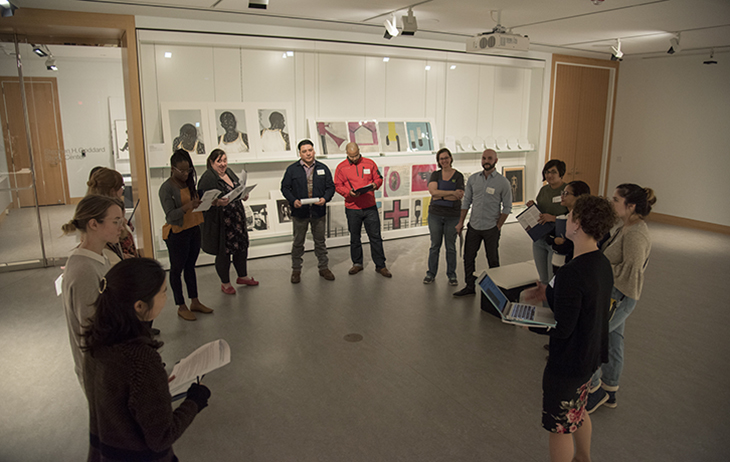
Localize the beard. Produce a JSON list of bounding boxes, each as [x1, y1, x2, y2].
[[482, 162, 494, 171]]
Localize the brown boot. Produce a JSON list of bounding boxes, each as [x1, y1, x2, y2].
[[291, 271, 301, 284], [177, 306, 196, 321], [190, 299, 213, 314], [319, 268, 335, 281]]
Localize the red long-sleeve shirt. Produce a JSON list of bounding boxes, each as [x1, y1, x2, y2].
[[334, 156, 383, 210]]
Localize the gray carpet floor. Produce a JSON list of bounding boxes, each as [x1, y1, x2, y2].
[[1, 221, 728, 461]]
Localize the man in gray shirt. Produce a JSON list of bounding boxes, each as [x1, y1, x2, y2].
[[453, 149, 512, 296]]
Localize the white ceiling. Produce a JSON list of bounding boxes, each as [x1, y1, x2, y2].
[[12, 0, 730, 59]]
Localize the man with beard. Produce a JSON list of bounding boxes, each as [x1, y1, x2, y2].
[[453, 149, 512, 296]]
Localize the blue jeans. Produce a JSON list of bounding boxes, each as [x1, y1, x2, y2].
[[345, 206, 386, 268], [590, 286, 638, 389], [532, 236, 555, 284], [427, 214, 459, 279]]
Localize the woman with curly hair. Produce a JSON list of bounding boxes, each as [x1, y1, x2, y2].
[[528, 195, 616, 462]]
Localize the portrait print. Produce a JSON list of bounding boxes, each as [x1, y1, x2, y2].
[[215, 109, 249, 154], [168, 109, 206, 155], [258, 109, 291, 152]]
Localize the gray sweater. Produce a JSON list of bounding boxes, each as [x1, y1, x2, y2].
[[62, 248, 110, 391], [158, 178, 188, 228], [602, 220, 652, 300]]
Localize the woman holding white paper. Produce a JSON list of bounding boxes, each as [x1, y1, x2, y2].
[[198, 149, 258, 294], [526, 159, 568, 284], [82, 258, 210, 462], [548, 180, 591, 273], [159, 149, 212, 321]]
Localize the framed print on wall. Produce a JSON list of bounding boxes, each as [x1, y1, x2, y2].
[[161, 103, 212, 165], [503, 166, 525, 206], [411, 164, 438, 192], [257, 104, 295, 159], [406, 121, 435, 152], [311, 121, 348, 156], [347, 121, 379, 153], [208, 104, 255, 163], [378, 121, 407, 154], [114, 119, 129, 160]]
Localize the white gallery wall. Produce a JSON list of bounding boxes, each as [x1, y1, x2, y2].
[[608, 52, 730, 227], [0, 45, 126, 199], [138, 28, 547, 260]]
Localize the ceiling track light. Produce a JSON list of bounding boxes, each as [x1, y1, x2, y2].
[[401, 8, 418, 36], [0, 0, 17, 17], [383, 13, 399, 40], [32, 45, 48, 57], [45, 57, 57, 71], [610, 38, 623, 61], [704, 48, 717, 65], [667, 32, 681, 55], [248, 0, 268, 9]]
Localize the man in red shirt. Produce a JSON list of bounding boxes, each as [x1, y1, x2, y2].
[[334, 142, 392, 277]]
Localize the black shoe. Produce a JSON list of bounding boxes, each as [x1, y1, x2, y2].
[[453, 286, 475, 297], [151, 328, 161, 336]]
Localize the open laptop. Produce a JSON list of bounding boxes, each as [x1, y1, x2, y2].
[[477, 271, 557, 328]]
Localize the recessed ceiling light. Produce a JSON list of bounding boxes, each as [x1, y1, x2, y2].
[[164, 52, 172, 58], [425, 65, 431, 70], [286, 51, 294, 57], [383, 57, 390, 62], [450, 65, 456, 70]]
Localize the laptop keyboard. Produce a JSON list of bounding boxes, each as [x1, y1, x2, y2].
[[511, 303, 536, 321]]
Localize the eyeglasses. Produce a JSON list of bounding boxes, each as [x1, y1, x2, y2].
[[560, 190, 574, 196], [173, 167, 193, 174]]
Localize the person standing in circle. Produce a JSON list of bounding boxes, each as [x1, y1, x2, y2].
[[158, 149, 213, 321], [526, 159, 568, 285], [586, 184, 657, 413], [424, 148, 464, 286], [61, 194, 125, 390], [198, 149, 259, 294], [82, 258, 211, 462]]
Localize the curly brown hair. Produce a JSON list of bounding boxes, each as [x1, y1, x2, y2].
[[571, 195, 616, 241]]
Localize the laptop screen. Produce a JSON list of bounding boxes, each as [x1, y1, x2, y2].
[[478, 273, 509, 314]]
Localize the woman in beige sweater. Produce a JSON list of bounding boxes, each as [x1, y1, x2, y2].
[[586, 183, 656, 413]]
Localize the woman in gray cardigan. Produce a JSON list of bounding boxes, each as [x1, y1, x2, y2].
[[587, 183, 656, 413], [158, 149, 213, 321], [198, 149, 258, 295]]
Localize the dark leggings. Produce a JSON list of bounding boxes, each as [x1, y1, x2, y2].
[[164, 226, 200, 306], [215, 249, 248, 284]]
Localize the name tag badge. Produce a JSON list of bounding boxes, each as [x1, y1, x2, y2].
[[317, 169, 325, 175], [486, 187, 495, 195], [552, 196, 562, 203], [363, 168, 371, 174]]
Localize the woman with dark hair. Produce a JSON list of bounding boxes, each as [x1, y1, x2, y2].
[[159, 149, 213, 321], [82, 258, 211, 462], [198, 149, 258, 294], [528, 195, 616, 462], [424, 148, 465, 285], [548, 180, 591, 273], [61, 194, 125, 390], [87, 167, 138, 263], [587, 183, 657, 413], [526, 159, 568, 284]]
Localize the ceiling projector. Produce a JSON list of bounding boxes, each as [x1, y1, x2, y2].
[[466, 32, 530, 53]]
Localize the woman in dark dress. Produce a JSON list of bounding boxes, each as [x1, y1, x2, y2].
[[198, 149, 258, 294], [528, 195, 616, 462]]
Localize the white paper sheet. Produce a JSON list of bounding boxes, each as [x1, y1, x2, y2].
[[300, 197, 321, 205], [168, 339, 231, 398], [194, 189, 221, 212]]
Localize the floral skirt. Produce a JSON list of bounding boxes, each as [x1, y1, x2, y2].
[[542, 369, 590, 434]]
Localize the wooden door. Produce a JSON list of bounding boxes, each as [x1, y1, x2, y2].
[[0, 77, 68, 207], [547, 56, 617, 195]]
